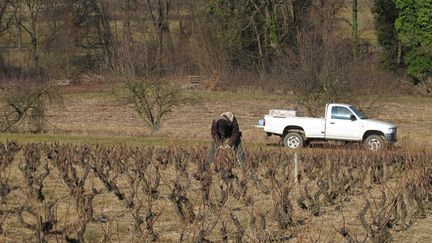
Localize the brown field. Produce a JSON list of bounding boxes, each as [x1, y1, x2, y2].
[[1, 84, 432, 242], [39, 84, 432, 148]]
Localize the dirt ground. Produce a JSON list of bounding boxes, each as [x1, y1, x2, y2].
[[392, 215, 432, 242]]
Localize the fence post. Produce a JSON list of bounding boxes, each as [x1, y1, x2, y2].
[[293, 152, 299, 184]]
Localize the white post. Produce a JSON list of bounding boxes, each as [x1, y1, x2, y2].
[[294, 152, 298, 184]]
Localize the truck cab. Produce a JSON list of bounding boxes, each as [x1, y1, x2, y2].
[[257, 103, 397, 150], [325, 104, 396, 147]]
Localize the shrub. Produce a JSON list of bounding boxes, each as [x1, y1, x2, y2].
[[117, 79, 192, 132], [0, 81, 62, 133]]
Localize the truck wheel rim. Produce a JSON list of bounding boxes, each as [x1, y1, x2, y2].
[[367, 138, 381, 150], [287, 136, 300, 148]]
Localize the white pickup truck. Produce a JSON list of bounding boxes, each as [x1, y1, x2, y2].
[[255, 103, 397, 150]]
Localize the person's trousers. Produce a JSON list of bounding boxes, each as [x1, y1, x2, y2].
[[207, 140, 245, 164]]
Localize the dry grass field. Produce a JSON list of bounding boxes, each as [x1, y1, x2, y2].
[[3, 83, 429, 148], [0, 84, 432, 242]]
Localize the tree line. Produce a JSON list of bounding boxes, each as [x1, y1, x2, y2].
[[0, 0, 430, 86]]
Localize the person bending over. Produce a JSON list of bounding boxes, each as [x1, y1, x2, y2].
[[208, 112, 245, 164]]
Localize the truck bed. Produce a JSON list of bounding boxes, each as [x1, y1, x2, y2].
[[263, 115, 326, 138]]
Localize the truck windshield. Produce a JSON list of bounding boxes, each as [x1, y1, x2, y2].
[[349, 106, 368, 119]]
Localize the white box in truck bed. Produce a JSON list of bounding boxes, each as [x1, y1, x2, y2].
[[268, 109, 297, 118]]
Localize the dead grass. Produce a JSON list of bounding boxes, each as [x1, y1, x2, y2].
[[41, 85, 432, 149], [392, 215, 432, 242], [1, 83, 430, 149], [0, 81, 426, 148]]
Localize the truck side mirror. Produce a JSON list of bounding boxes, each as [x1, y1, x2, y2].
[[350, 115, 357, 121]]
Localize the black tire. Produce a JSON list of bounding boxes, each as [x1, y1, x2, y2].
[[364, 135, 385, 151], [283, 132, 304, 149]]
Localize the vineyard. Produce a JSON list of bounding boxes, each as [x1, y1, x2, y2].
[[0, 141, 431, 242]]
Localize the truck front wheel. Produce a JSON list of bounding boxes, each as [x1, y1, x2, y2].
[[283, 132, 304, 149], [364, 135, 385, 151]]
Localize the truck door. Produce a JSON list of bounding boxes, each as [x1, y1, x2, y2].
[[325, 106, 360, 140]]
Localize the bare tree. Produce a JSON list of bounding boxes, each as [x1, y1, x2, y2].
[[285, 1, 356, 116], [122, 0, 134, 45], [12, 0, 43, 70], [146, 0, 176, 74], [0, 0, 12, 32], [0, 0, 13, 73], [92, 0, 117, 68], [352, 0, 360, 58], [0, 81, 62, 133], [121, 79, 189, 132]]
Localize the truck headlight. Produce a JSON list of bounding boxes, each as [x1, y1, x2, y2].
[[388, 127, 396, 133]]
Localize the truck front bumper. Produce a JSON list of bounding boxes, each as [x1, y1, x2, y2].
[[384, 132, 397, 144]]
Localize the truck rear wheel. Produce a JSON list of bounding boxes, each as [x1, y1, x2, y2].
[[283, 132, 304, 149], [364, 135, 385, 151]]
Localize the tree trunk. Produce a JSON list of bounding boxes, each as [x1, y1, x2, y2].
[[147, 0, 175, 74], [397, 41, 402, 66], [0, 0, 11, 30], [94, 0, 116, 68], [12, 0, 41, 70], [0, 53, 5, 73], [0, 0, 11, 73], [27, 0, 40, 71], [352, 0, 359, 58], [30, 14, 39, 70], [17, 19, 22, 49], [123, 0, 132, 45]]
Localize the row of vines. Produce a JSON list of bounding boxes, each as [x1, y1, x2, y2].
[[0, 141, 431, 242]]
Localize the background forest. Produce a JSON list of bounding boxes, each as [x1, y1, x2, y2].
[[0, 0, 431, 88]]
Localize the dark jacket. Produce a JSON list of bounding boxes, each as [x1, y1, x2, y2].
[[211, 114, 240, 146]]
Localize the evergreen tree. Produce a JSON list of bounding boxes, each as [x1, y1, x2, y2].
[[372, 0, 401, 69], [395, 0, 432, 81]]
